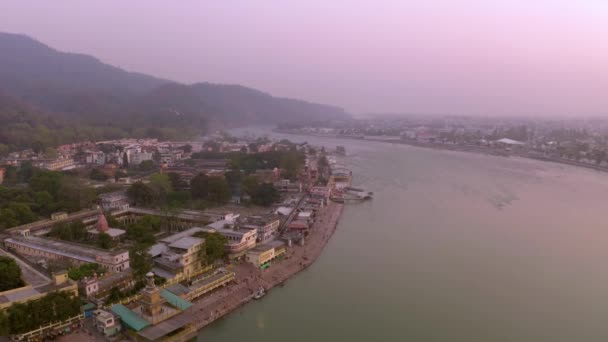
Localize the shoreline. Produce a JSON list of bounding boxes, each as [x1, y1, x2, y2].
[[275, 130, 608, 174], [183, 201, 345, 340]]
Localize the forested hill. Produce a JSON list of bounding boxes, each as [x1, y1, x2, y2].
[[0, 32, 349, 152]]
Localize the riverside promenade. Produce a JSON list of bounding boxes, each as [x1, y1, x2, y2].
[[187, 200, 345, 339], [63, 201, 344, 342]]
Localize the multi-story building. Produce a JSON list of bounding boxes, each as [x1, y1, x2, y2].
[[240, 215, 280, 243], [85, 151, 106, 165], [129, 151, 153, 165], [5, 236, 130, 272], [34, 157, 75, 171], [156, 237, 205, 277], [206, 215, 258, 254], [246, 241, 286, 269], [216, 227, 257, 255]]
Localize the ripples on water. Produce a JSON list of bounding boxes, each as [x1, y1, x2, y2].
[[201, 127, 608, 342]]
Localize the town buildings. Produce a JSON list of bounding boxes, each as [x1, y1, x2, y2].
[[205, 214, 259, 255], [87, 214, 126, 241], [147, 227, 207, 279], [81, 269, 135, 300], [239, 215, 281, 243], [34, 157, 75, 171], [5, 235, 130, 272], [155, 236, 205, 278], [94, 310, 122, 338], [246, 241, 286, 269], [0, 271, 78, 310]]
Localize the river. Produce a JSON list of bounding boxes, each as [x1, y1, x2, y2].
[[198, 127, 608, 341]]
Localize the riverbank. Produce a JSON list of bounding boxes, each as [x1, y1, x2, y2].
[[275, 129, 608, 174], [183, 201, 344, 340]]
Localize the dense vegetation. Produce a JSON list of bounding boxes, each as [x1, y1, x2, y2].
[[0, 32, 347, 154], [0, 257, 25, 292], [193, 231, 228, 264], [67, 263, 106, 281], [0, 292, 81, 335], [193, 150, 305, 178], [0, 164, 97, 230]]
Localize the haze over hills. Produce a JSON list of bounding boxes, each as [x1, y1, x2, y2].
[[0, 32, 348, 151]]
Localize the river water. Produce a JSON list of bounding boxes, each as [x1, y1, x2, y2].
[[199, 128, 608, 341]]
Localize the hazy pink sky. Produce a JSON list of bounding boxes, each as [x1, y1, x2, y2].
[[2, 0, 608, 116]]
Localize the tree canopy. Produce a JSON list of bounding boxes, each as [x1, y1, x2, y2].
[[0, 257, 25, 291], [252, 183, 280, 206]]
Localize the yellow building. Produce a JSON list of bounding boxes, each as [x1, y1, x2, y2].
[[246, 241, 286, 269]]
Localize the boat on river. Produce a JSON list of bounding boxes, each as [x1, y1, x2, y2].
[[253, 287, 266, 300]]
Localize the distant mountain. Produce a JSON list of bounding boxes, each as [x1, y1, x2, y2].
[[0, 32, 349, 128]]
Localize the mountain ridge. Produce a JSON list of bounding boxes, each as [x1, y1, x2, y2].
[[0, 32, 348, 126]]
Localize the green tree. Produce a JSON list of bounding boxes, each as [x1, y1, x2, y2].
[[127, 182, 156, 207], [68, 263, 105, 281], [89, 168, 108, 181], [194, 232, 228, 263], [138, 160, 156, 172], [191, 173, 210, 199], [0, 143, 10, 157], [29, 170, 63, 197], [280, 151, 303, 180], [0, 310, 8, 336], [242, 175, 260, 198], [130, 244, 153, 279], [122, 153, 129, 168], [207, 177, 231, 204], [150, 173, 172, 194], [49, 221, 87, 242], [34, 191, 55, 215], [152, 151, 162, 163], [224, 169, 243, 189], [31, 140, 44, 154], [106, 287, 122, 304], [0, 257, 25, 291], [252, 183, 280, 206], [43, 147, 58, 159], [7, 203, 37, 225], [98, 232, 113, 249], [0, 208, 18, 229], [57, 177, 97, 212], [167, 172, 184, 189]]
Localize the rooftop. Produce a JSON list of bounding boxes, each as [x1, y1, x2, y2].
[[5, 236, 127, 263], [169, 237, 204, 250], [251, 240, 285, 253], [111, 304, 150, 332], [88, 227, 126, 238], [148, 243, 168, 257], [159, 227, 204, 244]]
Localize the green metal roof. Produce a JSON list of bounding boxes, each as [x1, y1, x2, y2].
[[111, 304, 151, 332], [161, 289, 193, 311]]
